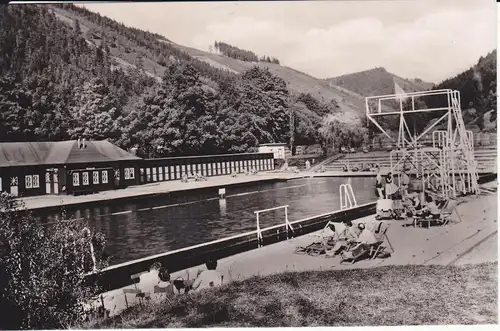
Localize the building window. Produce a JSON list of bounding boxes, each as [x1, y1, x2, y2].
[[82, 172, 89, 186], [93, 171, 99, 184], [129, 168, 135, 179], [102, 170, 108, 184], [158, 167, 163, 181], [73, 173, 80, 186], [124, 168, 130, 180], [25, 175, 33, 189], [33, 175, 40, 188]]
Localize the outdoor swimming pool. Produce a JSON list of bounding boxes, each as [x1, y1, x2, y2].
[[37, 177, 377, 265]]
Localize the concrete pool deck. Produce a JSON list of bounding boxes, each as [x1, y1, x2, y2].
[[17, 171, 379, 211], [98, 185, 498, 316]]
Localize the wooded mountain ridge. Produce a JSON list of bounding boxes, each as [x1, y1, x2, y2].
[[0, 4, 495, 159]]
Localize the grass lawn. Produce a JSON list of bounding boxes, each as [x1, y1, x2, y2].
[[85, 262, 497, 328]]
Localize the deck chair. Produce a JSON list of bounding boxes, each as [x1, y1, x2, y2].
[[368, 221, 394, 259], [412, 197, 450, 227], [340, 221, 393, 264], [123, 271, 149, 308], [415, 198, 461, 228], [295, 222, 343, 256]]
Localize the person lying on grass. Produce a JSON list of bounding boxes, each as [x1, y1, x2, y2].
[[192, 258, 224, 292]]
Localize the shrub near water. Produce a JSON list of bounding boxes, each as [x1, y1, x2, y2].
[[0, 193, 108, 329], [90, 263, 497, 328]]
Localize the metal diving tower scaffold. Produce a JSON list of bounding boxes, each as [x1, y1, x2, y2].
[[365, 89, 479, 198]]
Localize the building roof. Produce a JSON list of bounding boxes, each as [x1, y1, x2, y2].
[[0, 140, 141, 167]]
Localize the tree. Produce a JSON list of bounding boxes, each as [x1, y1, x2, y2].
[[0, 193, 108, 329], [69, 78, 122, 140], [319, 115, 365, 155]]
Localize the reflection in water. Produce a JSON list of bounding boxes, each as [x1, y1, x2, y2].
[[219, 198, 227, 217], [37, 177, 376, 265]]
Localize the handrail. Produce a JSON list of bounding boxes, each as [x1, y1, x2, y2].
[[254, 205, 291, 247], [340, 183, 357, 210]]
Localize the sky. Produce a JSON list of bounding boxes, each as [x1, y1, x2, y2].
[[82, 0, 497, 84]]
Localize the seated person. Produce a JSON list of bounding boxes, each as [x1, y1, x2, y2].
[[192, 259, 224, 292], [138, 262, 162, 298], [407, 193, 424, 217], [151, 267, 175, 302], [419, 195, 441, 219], [320, 223, 339, 243], [341, 223, 378, 261], [340, 220, 363, 244]]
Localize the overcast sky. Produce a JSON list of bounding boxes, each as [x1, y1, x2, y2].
[[82, 0, 497, 84]]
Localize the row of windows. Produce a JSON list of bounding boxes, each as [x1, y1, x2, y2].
[[141, 159, 273, 182], [124, 167, 135, 180], [72, 171, 109, 187]]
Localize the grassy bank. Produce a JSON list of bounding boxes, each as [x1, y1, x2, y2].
[[86, 263, 497, 328]]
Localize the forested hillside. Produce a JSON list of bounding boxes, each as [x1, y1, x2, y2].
[[0, 4, 344, 157], [327, 67, 434, 97], [403, 49, 497, 135], [212, 41, 280, 64], [0, 4, 494, 159], [427, 50, 497, 132]]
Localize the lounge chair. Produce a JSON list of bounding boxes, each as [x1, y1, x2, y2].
[[123, 271, 149, 308], [414, 199, 461, 228], [340, 221, 393, 264], [295, 222, 346, 257]]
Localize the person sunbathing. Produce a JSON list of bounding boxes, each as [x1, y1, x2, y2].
[[341, 224, 378, 261], [324, 221, 364, 255], [192, 259, 224, 292], [418, 195, 441, 220], [151, 267, 175, 302], [137, 262, 163, 299]]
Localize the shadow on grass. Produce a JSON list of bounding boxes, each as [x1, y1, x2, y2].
[[84, 262, 498, 328]]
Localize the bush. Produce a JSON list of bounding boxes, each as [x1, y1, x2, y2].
[[0, 193, 108, 329]]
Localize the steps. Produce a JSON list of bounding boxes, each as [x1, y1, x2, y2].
[[323, 147, 497, 173]]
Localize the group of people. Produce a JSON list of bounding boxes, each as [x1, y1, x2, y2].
[[134, 258, 224, 303], [317, 219, 386, 262], [342, 162, 379, 172], [181, 172, 208, 183], [374, 166, 444, 221], [374, 167, 410, 200]]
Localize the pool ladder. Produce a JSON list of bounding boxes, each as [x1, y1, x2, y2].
[[340, 184, 357, 210]]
